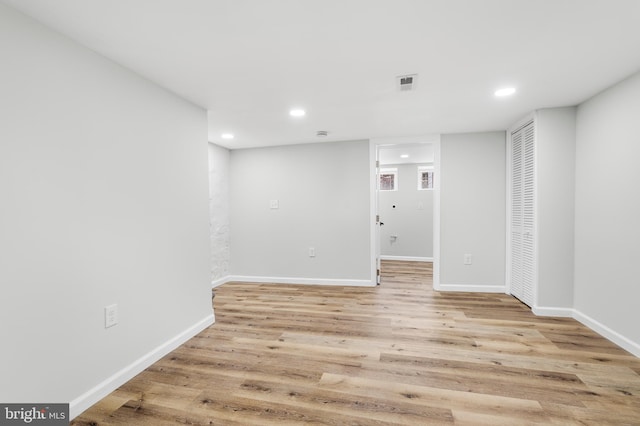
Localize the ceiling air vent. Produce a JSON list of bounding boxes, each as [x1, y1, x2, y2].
[[397, 74, 417, 92]]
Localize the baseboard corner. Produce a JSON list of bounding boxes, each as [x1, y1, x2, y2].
[[212, 275, 231, 288]]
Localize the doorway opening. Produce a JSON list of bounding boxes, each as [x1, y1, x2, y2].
[[370, 136, 440, 287]]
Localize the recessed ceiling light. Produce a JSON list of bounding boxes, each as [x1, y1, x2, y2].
[[221, 133, 234, 140], [289, 108, 306, 117], [400, 154, 410, 158], [494, 87, 516, 97]]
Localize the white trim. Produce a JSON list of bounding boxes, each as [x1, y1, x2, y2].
[[573, 309, 640, 358], [211, 275, 231, 288], [532, 112, 539, 309], [226, 275, 375, 287], [70, 313, 215, 419], [435, 283, 506, 293], [380, 256, 433, 262], [532, 306, 574, 317], [369, 139, 379, 285], [371, 135, 441, 145], [432, 139, 441, 290], [505, 123, 513, 296]]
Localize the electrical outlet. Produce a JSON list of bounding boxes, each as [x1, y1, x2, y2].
[[269, 199, 279, 209], [464, 254, 472, 265], [105, 304, 118, 328], [308, 247, 315, 257]]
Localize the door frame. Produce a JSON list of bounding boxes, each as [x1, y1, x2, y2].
[[369, 135, 441, 287]]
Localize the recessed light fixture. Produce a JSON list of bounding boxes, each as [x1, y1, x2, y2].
[[289, 108, 306, 117], [494, 87, 516, 97], [400, 154, 410, 158], [221, 133, 234, 140]]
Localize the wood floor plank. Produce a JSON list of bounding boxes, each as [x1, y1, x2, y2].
[[232, 379, 454, 425], [316, 373, 547, 418], [72, 260, 640, 425]]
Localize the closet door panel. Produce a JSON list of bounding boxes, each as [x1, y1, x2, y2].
[[510, 130, 524, 300], [510, 121, 535, 307]]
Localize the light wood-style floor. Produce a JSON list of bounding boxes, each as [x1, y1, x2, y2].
[[73, 260, 640, 425]]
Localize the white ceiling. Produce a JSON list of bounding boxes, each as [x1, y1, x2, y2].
[[4, 0, 640, 149]]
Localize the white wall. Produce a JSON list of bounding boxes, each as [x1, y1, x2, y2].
[[229, 140, 371, 284], [0, 4, 212, 414], [379, 163, 433, 259], [439, 131, 506, 291], [208, 143, 230, 284], [574, 71, 640, 354], [535, 107, 576, 312]]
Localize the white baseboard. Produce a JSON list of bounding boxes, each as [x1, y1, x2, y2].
[[212, 275, 231, 288], [226, 275, 375, 287], [530, 306, 640, 357], [572, 309, 640, 358], [532, 306, 574, 317], [435, 283, 506, 293], [69, 313, 215, 419], [380, 256, 433, 262]]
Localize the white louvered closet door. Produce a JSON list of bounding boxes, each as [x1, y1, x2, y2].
[[510, 121, 535, 307]]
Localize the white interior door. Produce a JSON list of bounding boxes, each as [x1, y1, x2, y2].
[[374, 147, 381, 284], [510, 121, 535, 306]]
